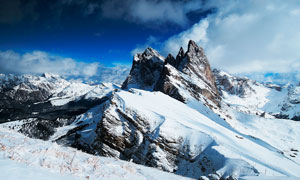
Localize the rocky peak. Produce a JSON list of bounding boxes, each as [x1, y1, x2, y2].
[[164, 47, 185, 68], [179, 40, 217, 92], [177, 47, 185, 59], [159, 40, 220, 104], [122, 40, 220, 106], [133, 47, 164, 63], [164, 54, 176, 67], [187, 39, 201, 54], [41, 73, 61, 80], [174, 47, 185, 68], [122, 48, 165, 90]]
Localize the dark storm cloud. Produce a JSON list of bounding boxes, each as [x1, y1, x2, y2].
[[0, 0, 38, 24], [0, 0, 97, 25], [0, 0, 205, 26], [101, 0, 204, 26]]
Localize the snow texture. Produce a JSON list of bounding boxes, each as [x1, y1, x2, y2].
[[0, 127, 191, 180]]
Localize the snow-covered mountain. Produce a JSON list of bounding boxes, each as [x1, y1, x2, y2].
[[0, 73, 116, 139], [214, 69, 300, 120], [1, 40, 300, 180]]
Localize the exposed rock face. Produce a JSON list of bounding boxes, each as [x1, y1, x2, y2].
[[121, 40, 220, 107], [177, 40, 218, 94], [156, 40, 220, 107], [279, 84, 300, 120], [213, 69, 257, 98], [90, 93, 222, 175], [122, 47, 165, 90]]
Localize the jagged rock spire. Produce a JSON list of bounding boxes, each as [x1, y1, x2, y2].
[[176, 47, 185, 60], [180, 40, 218, 92], [122, 47, 165, 90], [154, 40, 220, 106], [164, 54, 176, 66], [122, 40, 220, 106], [187, 40, 200, 53]]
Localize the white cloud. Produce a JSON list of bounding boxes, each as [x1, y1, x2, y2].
[[0, 50, 131, 84], [162, 19, 209, 55], [0, 50, 99, 78], [94, 65, 130, 84], [82, 63, 99, 77], [160, 0, 300, 78]]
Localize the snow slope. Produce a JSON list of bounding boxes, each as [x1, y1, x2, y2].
[[113, 89, 300, 178], [17, 86, 299, 179], [0, 127, 191, 180], [59, 88, 298, 179], [0, 159, 81, 180]]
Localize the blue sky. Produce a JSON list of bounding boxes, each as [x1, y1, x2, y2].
[[0, 0, 211, 66], [1, 0, 300, 83]]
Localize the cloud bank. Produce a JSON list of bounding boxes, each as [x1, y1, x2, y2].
[[0, 50, 99, 77], [159, 0, 300, 77], [0, 50, 130, 84]]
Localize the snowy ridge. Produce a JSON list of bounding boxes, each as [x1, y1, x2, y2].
[[50, 88, 300, 179], [112, 90, 300, 178]]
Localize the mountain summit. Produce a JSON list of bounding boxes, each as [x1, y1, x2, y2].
[[122, 40, 220, 107], [122, 47, 165, 90]]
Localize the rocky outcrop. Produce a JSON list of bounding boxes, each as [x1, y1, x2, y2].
[[122, 47, 165, 90], [176, 40, 218, 94], [213, 69, 257, 98], [122, 40, 220, 107], [155, 40, 220, 106]]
